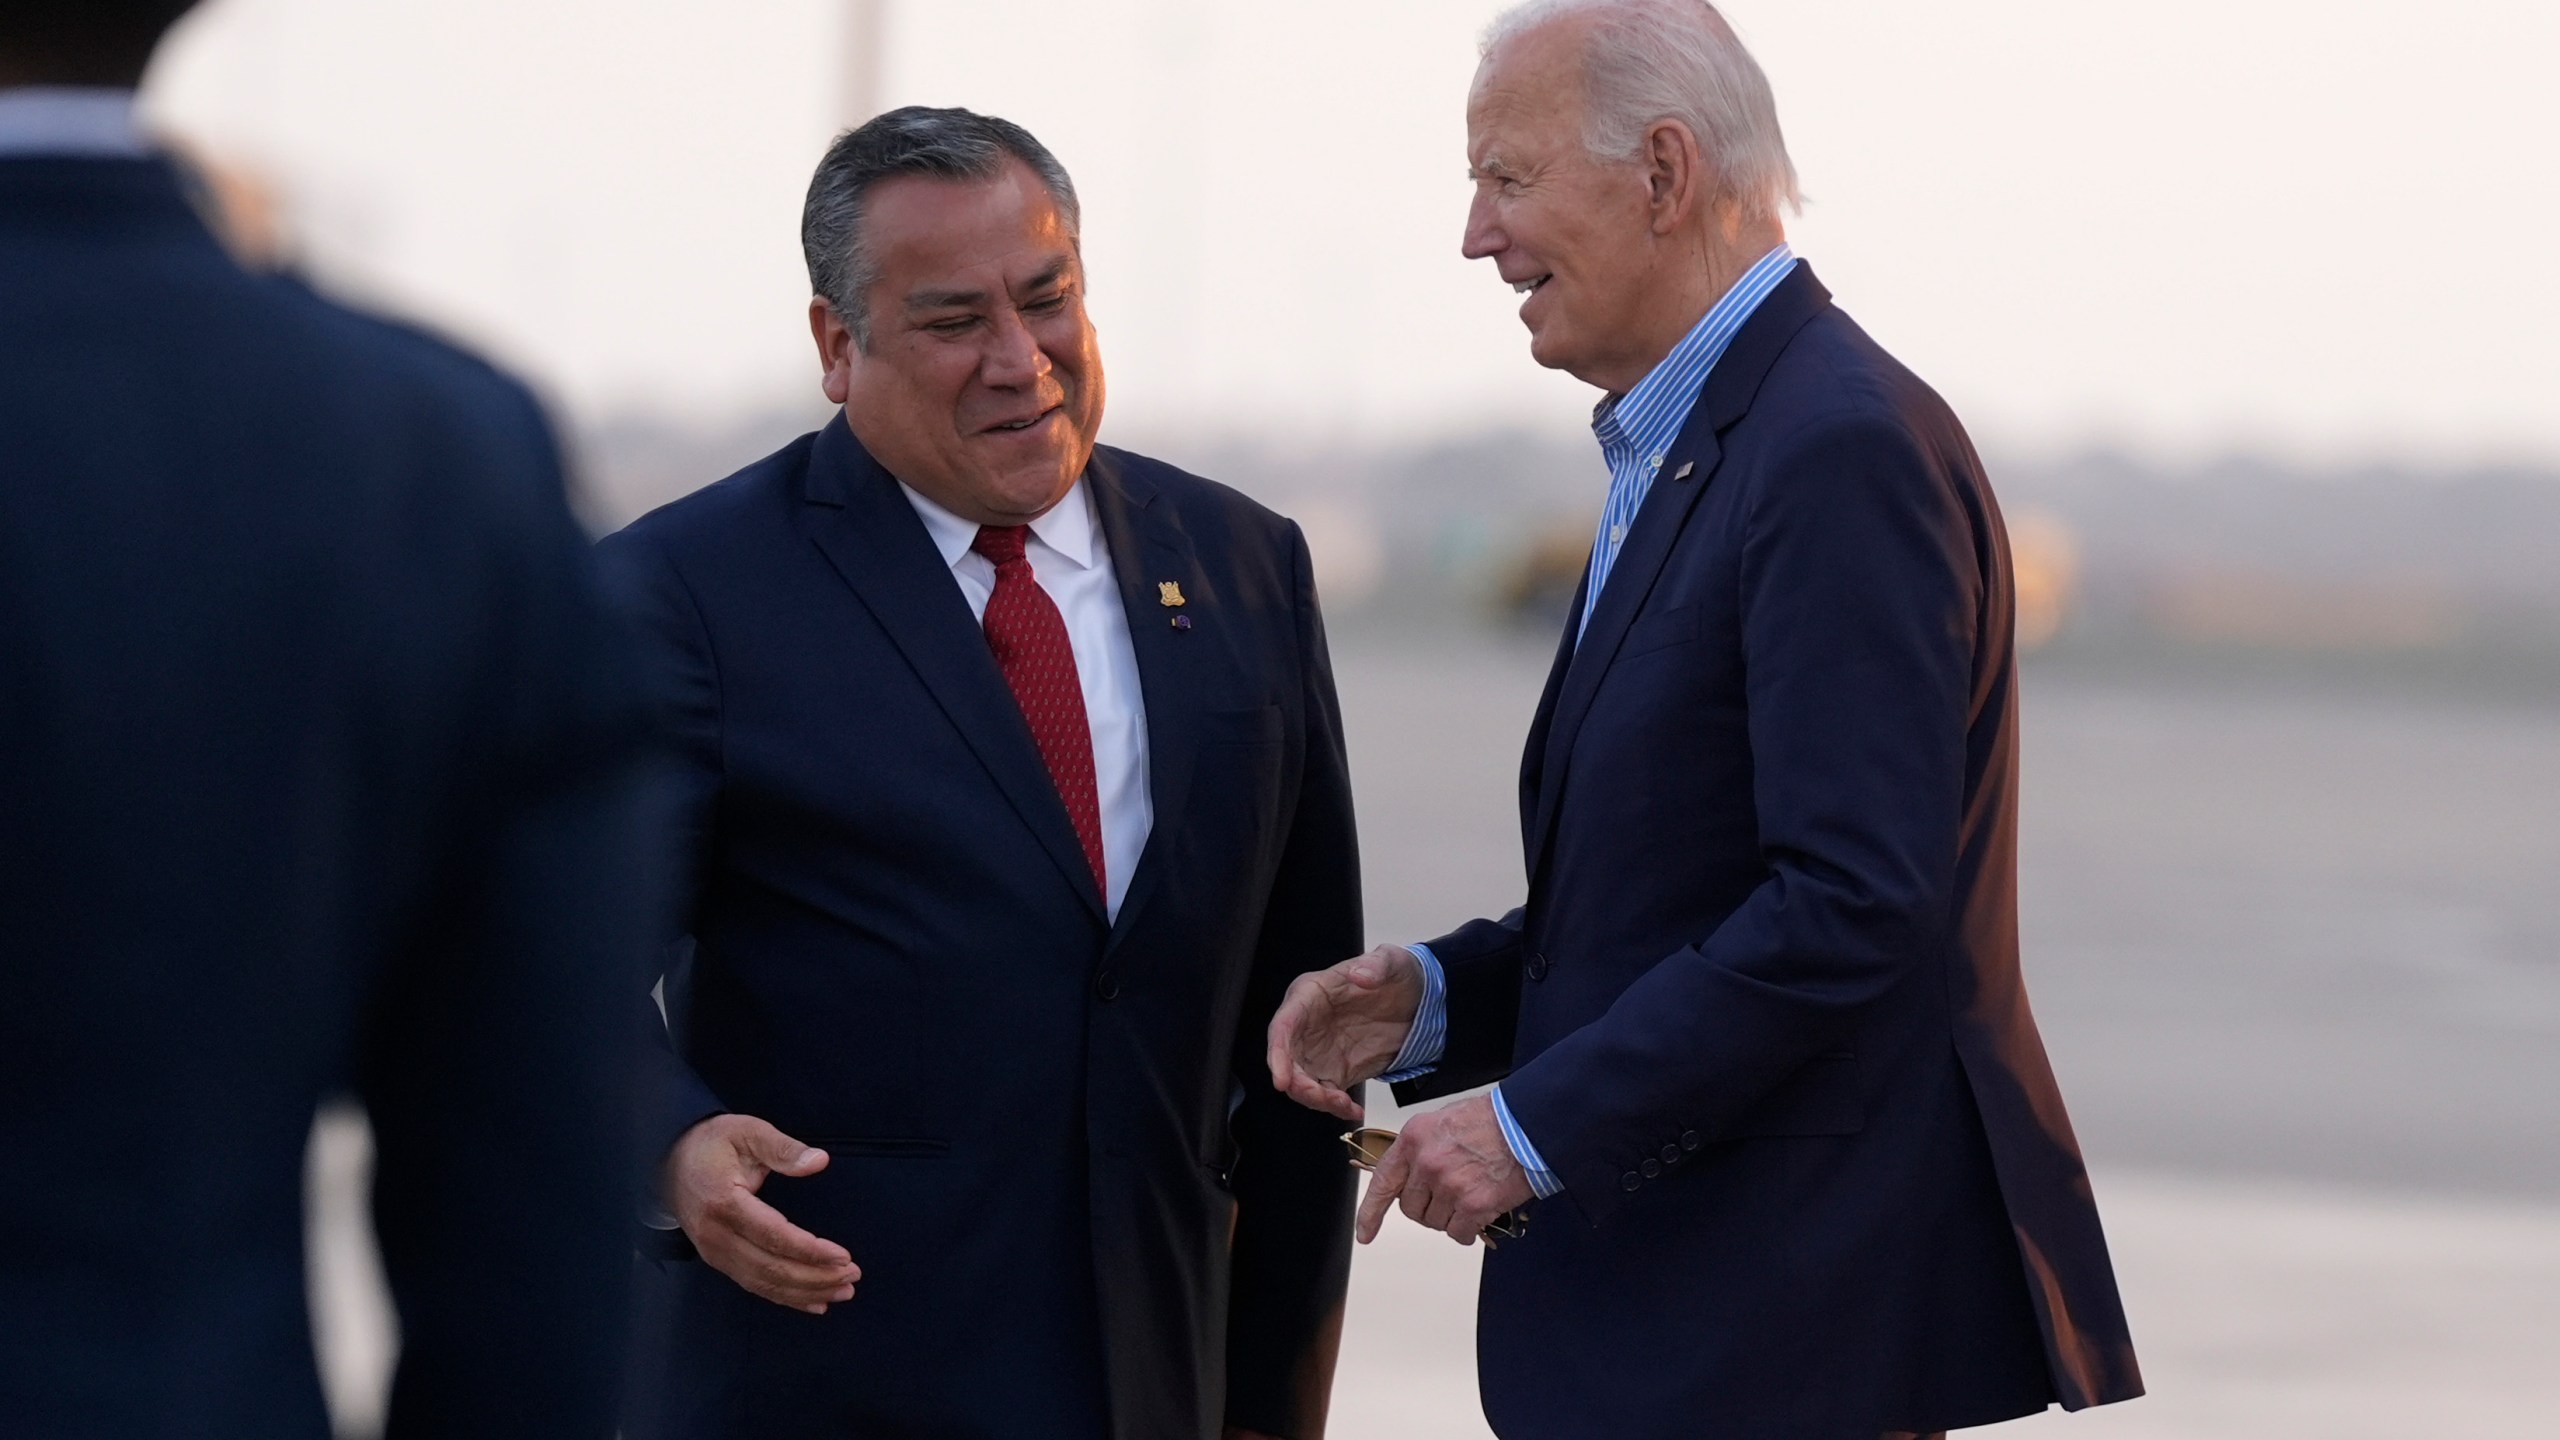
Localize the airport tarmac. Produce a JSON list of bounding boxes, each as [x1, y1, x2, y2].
[[307, 628, 2560, 1435]]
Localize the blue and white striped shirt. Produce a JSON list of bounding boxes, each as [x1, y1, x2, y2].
[[1379, 245, 1801, 1199], [1580, 242, 1797, 638]]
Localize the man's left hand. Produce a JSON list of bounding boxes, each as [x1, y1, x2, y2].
[[1354, 1094, 1535, 1246]]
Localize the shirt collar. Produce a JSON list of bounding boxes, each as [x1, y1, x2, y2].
[[1593, 242, 1798, 463], [898, 476, 1101, 572], [0, 87, 150, 159]]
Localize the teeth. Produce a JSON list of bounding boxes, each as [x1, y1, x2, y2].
[[1511, 276, 1548, 295]]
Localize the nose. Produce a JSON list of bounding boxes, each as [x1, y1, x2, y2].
[[1461, 189, 1503, 262], [980, 306, 1051, 390]]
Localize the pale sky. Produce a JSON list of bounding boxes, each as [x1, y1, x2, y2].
[[145, 0, 2560, 465]]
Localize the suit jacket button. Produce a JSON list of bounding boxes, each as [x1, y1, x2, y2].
[[1093, 971, 1121, 1001], [1525, 952, 1551, 982], [1640, 1158, 1661, 1179], [1620, 1171, 1642, 1192], [1661, 1144, 1681, 1164], [1679, 1130, 1700, 1151]]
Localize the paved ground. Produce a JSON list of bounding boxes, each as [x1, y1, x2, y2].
[[307, 629, 2560, 1435], [1328, 1168, 2560, 1439]]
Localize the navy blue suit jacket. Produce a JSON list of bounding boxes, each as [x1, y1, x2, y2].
[[0, 158, 658, 1437], [1396, 266, 2142, 1437], [599, 418, 1360, 1440]]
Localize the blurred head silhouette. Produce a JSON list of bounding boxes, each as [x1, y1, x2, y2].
[[0, 2, 199, 87]]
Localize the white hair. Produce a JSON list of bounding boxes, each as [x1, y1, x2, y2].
[[1483, 0, 1802, 222]]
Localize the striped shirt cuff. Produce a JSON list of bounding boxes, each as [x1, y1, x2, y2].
[[1376, 942, 1448, 1082], [1492, 1085, 1565, 1198]]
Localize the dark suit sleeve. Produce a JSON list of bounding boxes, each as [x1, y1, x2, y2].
[[1497, 414, 1983, 1226], [1220, 522, 1363, 1439], [352, 393, 665, 1437], [592, 526, 733, 1170]]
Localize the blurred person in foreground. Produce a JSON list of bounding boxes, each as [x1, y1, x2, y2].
[[1268, 2, 2143, 1436], [0, 4, 661, 1437], [601, 107, 1358, 1440]]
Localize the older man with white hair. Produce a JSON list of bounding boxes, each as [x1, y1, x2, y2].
[[1269, 2, 2144, 1435]]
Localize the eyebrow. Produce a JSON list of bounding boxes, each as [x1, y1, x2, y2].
[[904, 257, 1076, 313]]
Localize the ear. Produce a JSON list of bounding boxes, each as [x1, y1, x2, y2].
[[809, 297, 857, 405], [1643, 118, 1706, 237]]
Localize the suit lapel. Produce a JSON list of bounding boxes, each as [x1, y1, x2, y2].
[[798, 415, 1107, 924], [1522, 264, 1835, 885], [1086, 450, 1206, 955]]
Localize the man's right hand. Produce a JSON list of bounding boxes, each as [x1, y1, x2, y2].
[[664, 1114, 860, 1314], [1265, 943, 1427, 1124]]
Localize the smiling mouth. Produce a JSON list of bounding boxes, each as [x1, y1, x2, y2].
[[982, 407, 1058, 435], [1511, 275, 1552, 295]]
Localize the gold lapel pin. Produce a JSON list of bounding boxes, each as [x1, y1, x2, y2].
[[1158, 581, 1187, 607]]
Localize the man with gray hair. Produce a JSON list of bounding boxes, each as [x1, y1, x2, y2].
[[1269, 3, 2143, 1435], [606, 107, 1360, 1439]]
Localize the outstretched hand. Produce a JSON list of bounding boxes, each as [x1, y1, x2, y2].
[[665, 1113, 861, 1314], [1265, 943, 1427, 1123]]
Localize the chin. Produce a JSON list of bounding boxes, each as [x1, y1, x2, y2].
[[1525, 326, 1578, 375]]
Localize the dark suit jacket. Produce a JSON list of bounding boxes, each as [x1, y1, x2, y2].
[[0, 157, 657, 1438], [1395, 265, 2143, 1438], [598, 417, 1360, 1440]]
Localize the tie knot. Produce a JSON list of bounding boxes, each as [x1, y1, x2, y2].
[[971, 524, 1029, 567]]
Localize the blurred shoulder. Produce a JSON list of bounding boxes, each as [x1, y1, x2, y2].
[[265, 274, 554, 448]]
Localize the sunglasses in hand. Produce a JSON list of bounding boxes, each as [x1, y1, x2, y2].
[[1339, 1126, 1530, 1245]]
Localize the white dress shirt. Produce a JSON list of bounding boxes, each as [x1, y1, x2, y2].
[[900, 478, 1153, 919], [0, 87, 149, 158]]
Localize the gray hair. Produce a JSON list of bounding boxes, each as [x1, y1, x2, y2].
[[802, 105, 1082, 349], [1483, 0, 1801, 222]]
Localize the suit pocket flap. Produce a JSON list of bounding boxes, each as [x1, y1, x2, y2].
[[1725, 1053, 1863, 1138], [800, 1136, 950, 1158]]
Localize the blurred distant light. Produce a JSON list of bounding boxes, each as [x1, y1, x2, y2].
[[2009, 507, 2079, 651]]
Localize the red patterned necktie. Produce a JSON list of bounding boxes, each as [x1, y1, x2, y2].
[[971, 524, 1106, 897]]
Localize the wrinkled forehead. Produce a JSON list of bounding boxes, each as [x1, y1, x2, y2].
[[866, 161, 1081, 294]]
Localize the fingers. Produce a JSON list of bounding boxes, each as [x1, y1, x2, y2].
[[1288, 1072, 1365, 1125], [1354, 1137, 1413, 1244], [701, 1192, 860, 1313], [737, 1118, 829, 1179], [732, 1192, 855, 1272], [1265, 978, 1315, 1093], [1265, 973, 1369, 1123]]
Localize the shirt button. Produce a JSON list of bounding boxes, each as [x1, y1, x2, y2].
[[1525, 952, 1550, 981], [1640, 1159, 1661, 1179], [1620, 1171, 1643, 1192], [1680, 1130, 1701, 1151], [1092, 971, 1120, 1002]]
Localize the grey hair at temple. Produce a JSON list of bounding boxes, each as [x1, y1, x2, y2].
[[801, 105, 1082, 349], [1483, 0, 1802, 223]]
